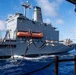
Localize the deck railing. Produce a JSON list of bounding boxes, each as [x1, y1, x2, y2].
[[54, 55, 76, 75], [23, 55, 76, 75]]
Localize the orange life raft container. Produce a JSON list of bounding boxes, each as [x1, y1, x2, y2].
[[17, 31, 43, 38], [31, 32, 43, 38], [17, 32, 31, 37]]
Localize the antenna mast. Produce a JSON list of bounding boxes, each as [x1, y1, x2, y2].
[[21, 1, 31, 17]]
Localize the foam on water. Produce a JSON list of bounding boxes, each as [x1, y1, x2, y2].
[[9, 54, 55, 63], [0, 49, 75, 75]]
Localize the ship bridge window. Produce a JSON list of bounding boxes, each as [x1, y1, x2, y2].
[[17, 17, 25, 20]]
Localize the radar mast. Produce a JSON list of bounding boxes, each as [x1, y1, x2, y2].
[[21, 1, 31, 17]]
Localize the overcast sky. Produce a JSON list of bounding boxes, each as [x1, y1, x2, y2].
[[0, 0, 76, 42]]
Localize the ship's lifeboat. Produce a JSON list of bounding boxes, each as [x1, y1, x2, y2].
[[17, 31, 31, 37], [32, 32, 43, 38]]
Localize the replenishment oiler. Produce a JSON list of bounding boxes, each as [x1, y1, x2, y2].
[[0, 1, 74, 59]]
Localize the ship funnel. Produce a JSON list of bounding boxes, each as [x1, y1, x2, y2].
[[33, 6, 43, 23]]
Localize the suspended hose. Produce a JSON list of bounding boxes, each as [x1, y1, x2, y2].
[[16, 43, 30, 65], [1, 30, 9, 43], [32, 40, 46, 50], [29, 30, 46, 50], [9, 38, 31, 65]]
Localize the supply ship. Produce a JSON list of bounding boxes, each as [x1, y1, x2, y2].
[[0, 2, 74, 58]]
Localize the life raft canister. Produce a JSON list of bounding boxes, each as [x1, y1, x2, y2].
[[17, 31, 43, 38]]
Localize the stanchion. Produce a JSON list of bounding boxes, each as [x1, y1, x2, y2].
[[74, 55, 76, 75], [54, 56, 58, 75]]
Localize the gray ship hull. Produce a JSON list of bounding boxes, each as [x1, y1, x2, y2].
[[0, 41, 74, 58]]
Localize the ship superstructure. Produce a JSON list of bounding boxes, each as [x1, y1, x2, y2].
[[0, 2, 74, 58]]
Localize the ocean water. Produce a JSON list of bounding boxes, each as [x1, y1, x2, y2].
[[0, 49, 76, 75]]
